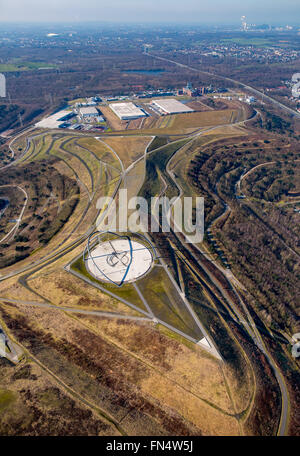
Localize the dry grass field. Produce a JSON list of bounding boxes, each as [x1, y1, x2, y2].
[[0, 355, 118, 436], [27, 270, 142, 316], [101, 136, 153, 169], [100, 105, 244, 136], [0, 95, 295, 436], [0, 299, 245, 435]]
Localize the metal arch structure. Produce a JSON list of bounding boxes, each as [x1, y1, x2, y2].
[[83, 231, 156, 287]]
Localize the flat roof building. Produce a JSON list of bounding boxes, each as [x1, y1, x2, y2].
[[79, 106, 98, 118], [35, 110, 73, 129], [109, 102, 146, 120], [152, 98, 194, 115]]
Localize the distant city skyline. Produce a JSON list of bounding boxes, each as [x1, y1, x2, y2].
[[0, 0, 299, 25]]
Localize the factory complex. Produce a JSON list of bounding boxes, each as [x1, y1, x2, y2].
[[79, 106, 99, 118], [109, 102, 146, 120], [33, 84, 240, 132], [151, 99, 194, 115]]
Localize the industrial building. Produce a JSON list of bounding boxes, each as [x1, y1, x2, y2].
[[182, 82, 194, 97], [79, 106, 99, 118], [109, 102, 146, 120], [152, 99, 194, 115], [35, 110, 74, 129]]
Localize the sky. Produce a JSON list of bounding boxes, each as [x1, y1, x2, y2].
[[0, 0, 299, 25]]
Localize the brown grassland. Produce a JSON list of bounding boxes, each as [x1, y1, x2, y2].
[[101, 136, 153, 169], [0, 97, 297, 436], [0, 299, 243, 436]]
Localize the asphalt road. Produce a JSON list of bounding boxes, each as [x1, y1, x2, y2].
[[145, 73, 290, 434], [145, 52, 300, 120], [0, 74, 291, 434]]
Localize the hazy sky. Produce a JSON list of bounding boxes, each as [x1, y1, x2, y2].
[[0, 0, 299, 24]]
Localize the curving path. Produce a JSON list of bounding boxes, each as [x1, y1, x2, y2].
[[0, 185, 28, 244]]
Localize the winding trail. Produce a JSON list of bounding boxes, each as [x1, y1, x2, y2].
[[158, 117, 290, 436], [0, 185, 28, 244], [0, 77, 292, 434], [145, 52, 300, 120]]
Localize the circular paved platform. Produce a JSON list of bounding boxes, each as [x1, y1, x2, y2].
[[86, 239, 153, 284]]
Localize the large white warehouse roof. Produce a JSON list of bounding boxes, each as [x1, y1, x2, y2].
[[79, 106, 98, 116], [35, 110, 72, 129], [152, 98, 194, 114], [109, 102, 146, 120]]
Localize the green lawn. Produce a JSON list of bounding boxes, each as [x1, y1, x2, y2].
[[0, 61, 57, 72], [0, 389, 16, 411], [137, 265, 202, 340], [221, 38, 274, 47], [71, 256, 148, 312]]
